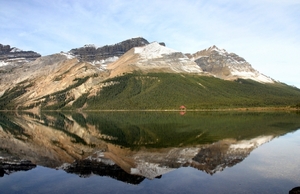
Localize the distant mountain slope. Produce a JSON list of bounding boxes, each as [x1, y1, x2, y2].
[[190, 45, 273, 83], [0, 43, 41, 66]]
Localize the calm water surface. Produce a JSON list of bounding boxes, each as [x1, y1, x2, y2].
[[0, 111, 299, 193]]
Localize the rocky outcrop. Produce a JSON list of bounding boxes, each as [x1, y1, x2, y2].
[[0, 44, 11, 53], [0, 44, 41, 65], [69, 37, 149, 62], [190, 45, 274, 83]]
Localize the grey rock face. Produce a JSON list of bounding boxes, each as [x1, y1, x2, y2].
[[70, 37, 150, 62], [193, 45, 252, 78], [190, 45, 273, 83], [0, 44, 11, 54], [0, 44, 41, 62]]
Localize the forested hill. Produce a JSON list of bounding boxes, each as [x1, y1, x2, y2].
[[83, 72, 300, 110]]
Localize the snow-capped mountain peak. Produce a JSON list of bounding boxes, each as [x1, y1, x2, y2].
[[107, 41, 202, 77], [134, 42, 177, 59], [207, 45, 227, 55], [191, 45, 274, 83]]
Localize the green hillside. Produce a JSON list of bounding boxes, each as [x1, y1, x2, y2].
[[1, 72, 299, 110], [85, 72, 300, 110]]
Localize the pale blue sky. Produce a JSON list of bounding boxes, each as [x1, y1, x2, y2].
[[1, 0, 299, 87]]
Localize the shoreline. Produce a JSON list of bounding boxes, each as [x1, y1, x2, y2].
[[0, 106, 299, 112]]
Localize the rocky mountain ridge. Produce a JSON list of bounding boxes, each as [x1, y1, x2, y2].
[[0, 38, 275, 84], [0, 44, 41, 66], [189, 45, 274, 83], [67, 39, 274, 83], [69, 37, 150, 63], [0, 37, 299, 110]]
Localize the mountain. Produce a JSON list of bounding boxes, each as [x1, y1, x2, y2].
[[0, 53, 105, 110], [0, 43, 41, 66], [0, 37, 299, 110], [106, 42, 202, 77], [69, 37, 149, 66], [189, 45, 274, 83]]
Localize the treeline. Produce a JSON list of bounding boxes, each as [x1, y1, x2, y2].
[[0, 81, 34, 110], [41, 76, 90, 110]]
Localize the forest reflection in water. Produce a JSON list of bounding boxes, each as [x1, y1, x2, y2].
[[0, 111, 300, 193]]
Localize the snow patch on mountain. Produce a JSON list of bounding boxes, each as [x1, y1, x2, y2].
[[99, 56, 119, 64], [230, 135, 274, 150], [10, 47, 23, 52], [0, 58, 31, 67], [181, 63, 202, 73], [131, 162, 175, 180], [208, 45, 227, 56], [107, 42, 203, 76], [0, 61, 8, 67], [59, 52, 76, 59], [231, 69, 274, 83], [87, 56, 119, 71], [192, 45, 275, 83], [134, 42, 177, 59]]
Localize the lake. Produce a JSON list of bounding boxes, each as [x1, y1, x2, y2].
[[0, 111, 300, 193]]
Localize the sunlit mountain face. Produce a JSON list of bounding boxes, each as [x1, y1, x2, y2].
[[1, 38, 300, 112], [1, 111, 300, 182]]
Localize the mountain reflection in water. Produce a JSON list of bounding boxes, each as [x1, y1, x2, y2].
[[0, 111, 300, 184]]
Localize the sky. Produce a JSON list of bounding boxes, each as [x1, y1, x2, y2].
[[1, 0, 299, 88]]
